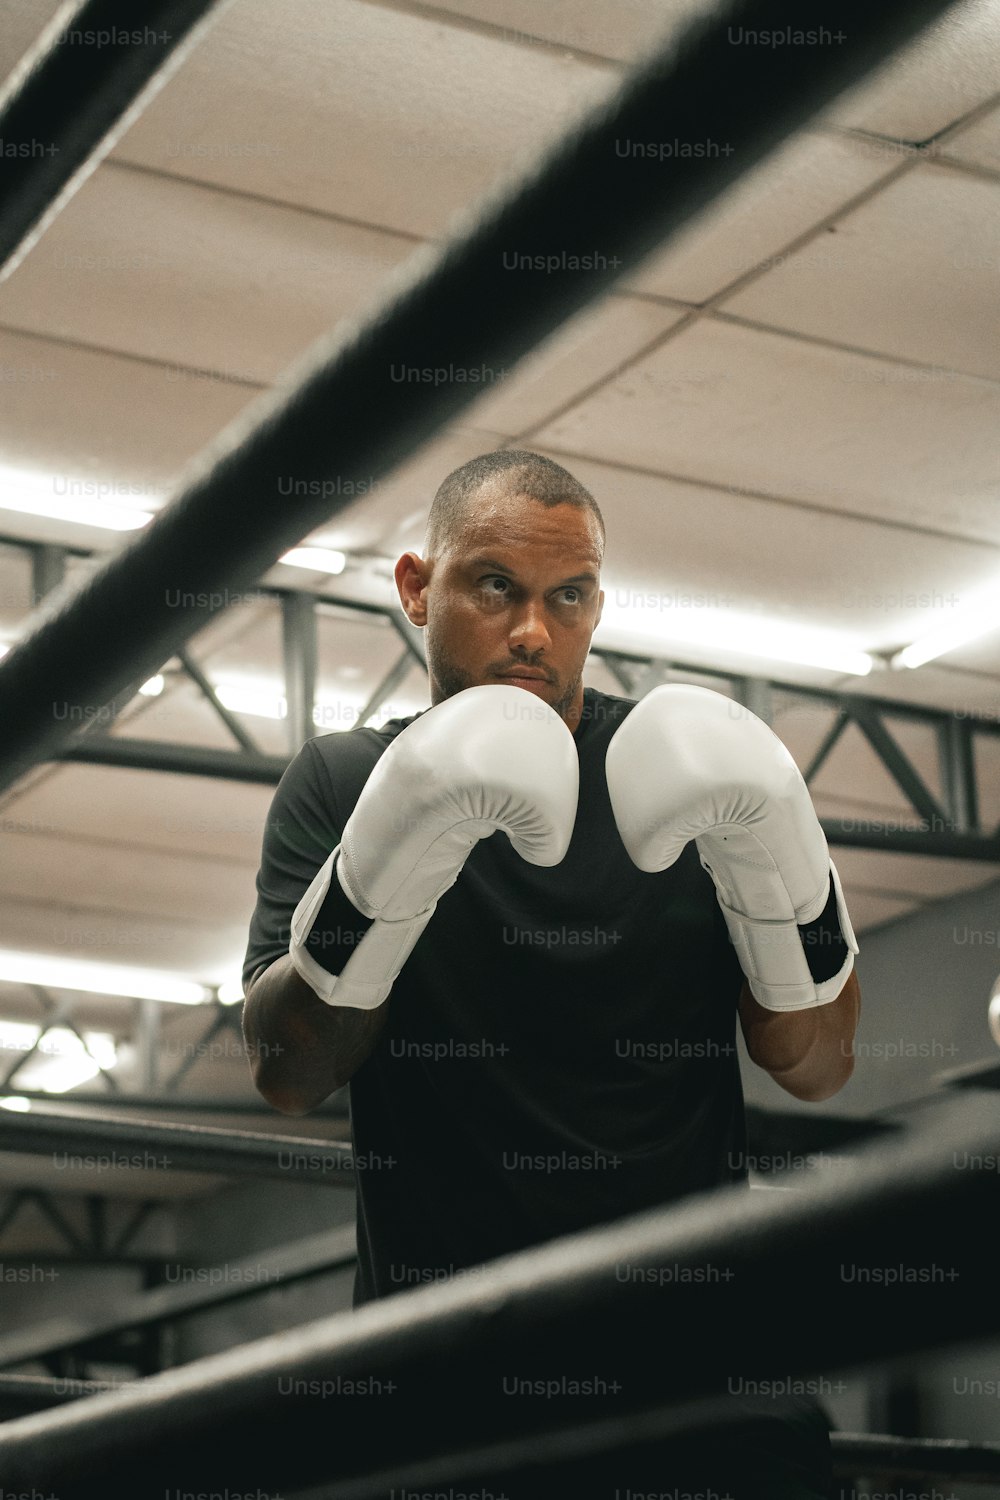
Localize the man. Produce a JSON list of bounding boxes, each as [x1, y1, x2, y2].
[[242, 449, 861, 1499]]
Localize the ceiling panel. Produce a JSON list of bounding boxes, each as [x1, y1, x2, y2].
[[467, 295, 685, 435], [942, 99, 1000, 172], [419, 0, 703, 62], [528, 449, 998, 662], [624, 132, 895, 304], [816, 0, 1000, 140], [110, 0, 616, 239], [0, 888, 250, 980], [302, 423, 510, 556], [428, 0, 1000, 152], [0, 825, 257, 929], [724, 162, 1000, 381], [0, 163, 420, 384], [0, 760, 274, 868], [0, 0, 64, 83], [0, 331, 257, 501], [530, 319, 1000, 547]]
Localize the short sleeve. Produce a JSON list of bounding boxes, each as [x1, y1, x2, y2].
[[241, 738, 345, 992]]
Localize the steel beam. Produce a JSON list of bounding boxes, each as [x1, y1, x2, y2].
[[849, 700, 946, 826], [937, 713, 979, 835], [831, 1433, 1000, 1483], [29, 983, 120, 1093], [177, 646, 260, 753], [0, 1108, 355, 1186], [0, 0, 962, 795], [387, 609, 427, 669], [803, 707, 849, 785], [29, 543, 66, 604], [820, 817, 1000, 862], [0, 1088, 348, 1116], [281, 591, 318, 752], [0, 1225, 357, 1371], [352, 646, 416, 729], [161, 1005, 232, 1092], [735, 675, 773, 727], [37, 632, 1000, 855], [56, 734, 290, 783], [0, 991, 77, 1090], [134, 996, 159, 1094], [5, 532, 998, 856]]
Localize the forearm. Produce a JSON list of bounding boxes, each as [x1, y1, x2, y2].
[[242, 953, 390, 1114], [739, 970, 861, 1102]]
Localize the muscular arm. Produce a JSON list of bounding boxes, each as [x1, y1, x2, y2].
[[242, 955, 390, 1115], [738, 969, 861, 1102]]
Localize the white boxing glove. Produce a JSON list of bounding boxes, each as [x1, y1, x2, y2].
[[605, 684, 858, 1011], [290, 684, 579, 1008]]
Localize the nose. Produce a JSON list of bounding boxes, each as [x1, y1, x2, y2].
[[507, 597, 552, 657]]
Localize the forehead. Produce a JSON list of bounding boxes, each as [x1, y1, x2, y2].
[[452, 484, 601, 556]]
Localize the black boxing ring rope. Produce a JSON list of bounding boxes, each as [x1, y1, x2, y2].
[[0, 0, 961, 797], [0, 0, 233, 281], [0, 1095, 994, 1495]]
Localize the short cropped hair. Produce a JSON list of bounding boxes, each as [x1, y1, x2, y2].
[[423, 450, 605, 562]]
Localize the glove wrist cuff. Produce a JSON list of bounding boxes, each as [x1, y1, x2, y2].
[[721, 859, 858, 1011], [291, 909, 434, 1009]]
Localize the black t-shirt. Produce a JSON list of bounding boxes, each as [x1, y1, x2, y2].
[[243, 684, 832, 1494], [243, 684, 749, 1300]]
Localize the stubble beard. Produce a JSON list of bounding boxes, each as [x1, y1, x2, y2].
[[426, 637, 580, 725]]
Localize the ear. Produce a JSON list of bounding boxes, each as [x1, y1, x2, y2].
[[395, 552, 430, 626]]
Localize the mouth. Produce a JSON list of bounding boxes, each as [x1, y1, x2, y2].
[[497, 670, 549, 685]]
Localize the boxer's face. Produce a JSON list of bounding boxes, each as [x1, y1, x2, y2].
[[396, 486, 604, 733]]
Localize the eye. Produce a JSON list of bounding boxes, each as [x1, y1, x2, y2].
[[479, 575, 510, 596]]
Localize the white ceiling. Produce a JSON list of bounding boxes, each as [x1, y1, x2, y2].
[[0, 0, 999, 1112]]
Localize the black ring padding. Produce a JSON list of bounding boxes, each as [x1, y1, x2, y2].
[[0, 1094, 994, 1497], [0, 0, 962, 797]]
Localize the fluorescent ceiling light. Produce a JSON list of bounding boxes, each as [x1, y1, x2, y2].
[[0, 1096, 31, 1112], [139, 674, 164, 696], [214, 681, 364, 731], [279, 546, 347, 575], [0, 1024, 117, 1094], [892, 583, 1000, 669], [218, 977, 245, 1006], [596, 596, 873, 677], [0, 465, 153, 531], [0, 951, 209, 1005], [214, 683, 287, 719], [0, 1020, 45, 1052]]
